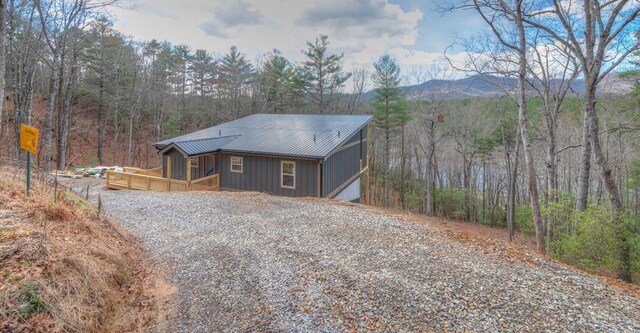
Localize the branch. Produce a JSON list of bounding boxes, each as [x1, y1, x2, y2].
[[557, 144, 582, 154]]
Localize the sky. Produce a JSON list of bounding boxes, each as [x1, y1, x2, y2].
[[108, 0, 487, 79]]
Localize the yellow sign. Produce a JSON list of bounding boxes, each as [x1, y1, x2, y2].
[[20, 124, 39, 154]]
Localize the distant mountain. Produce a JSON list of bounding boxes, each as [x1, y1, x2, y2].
[[363, 73, 634, 100]]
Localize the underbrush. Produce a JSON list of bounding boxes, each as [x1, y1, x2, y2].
[[0, 166, 157, 332], [395, 184, 639, 283], [515, 195, 639, 282]]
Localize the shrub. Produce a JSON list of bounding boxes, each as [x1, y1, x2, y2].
[[515, 205, 535, 235], [552, 206, 619, 275], [480, 207, 506, 228], [404, 192, 422, 211], [542, 192, 576, 239], [434, 188, 468, 220]]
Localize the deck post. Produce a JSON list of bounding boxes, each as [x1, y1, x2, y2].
[[366, 124, 370, 205], [167, 156, 172, 191], [186, 157, 192, 191]]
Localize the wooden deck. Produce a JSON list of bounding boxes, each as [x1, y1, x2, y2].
[[106, 168, 219, 192]]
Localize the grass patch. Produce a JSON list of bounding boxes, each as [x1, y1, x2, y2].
[[0, 165, 159, 332]]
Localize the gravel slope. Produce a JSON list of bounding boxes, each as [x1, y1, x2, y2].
[[97, 189, 640, 332]]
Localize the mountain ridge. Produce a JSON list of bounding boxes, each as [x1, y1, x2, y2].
[[362, 73, 634, 100]]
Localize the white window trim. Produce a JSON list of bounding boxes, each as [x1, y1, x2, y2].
[[281, 160, 296, 189], [190, 157, 199, 168], [231, 156, 243, 173]]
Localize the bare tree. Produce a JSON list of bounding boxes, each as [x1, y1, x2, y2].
[[525, 0, 640, 281], [408, 64, 454, 216], [525, 36, 580, 206], [344, 65, 369, 115], [452, 0, 545, 253], [35, 0, 95, 170], [525, 0, 640, 213], [8, 0, 41, 161], [0, 1, 7, 142]]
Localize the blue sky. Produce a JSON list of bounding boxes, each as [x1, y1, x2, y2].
[[109, 0, 487, 78]]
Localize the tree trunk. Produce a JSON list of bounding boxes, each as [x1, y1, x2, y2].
[[97, 68, 105, 164], [506, 134, 520, 242], [127, 105, 136, 166], [57, 49, 77, 170], [43, 51, 60, 171], [384, 125, 390, 208], [0, 1, 7, 142], [576, 110, 591, 211], [584, 79, 630, 281], [515, 6, 545, 254], [425, 120, 435, 216], [56, 49, 66, 169], [400, 122, 406, 209], [546, 110, 559, 203]]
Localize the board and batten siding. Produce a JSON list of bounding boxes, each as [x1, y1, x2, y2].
[[219, 153, 319, 197], [162, 148, 186, 180], [161, 149, 216, 181], [322, 127, 366, 197]]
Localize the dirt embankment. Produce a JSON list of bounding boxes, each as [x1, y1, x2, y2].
[[0, 166, 170, 332]]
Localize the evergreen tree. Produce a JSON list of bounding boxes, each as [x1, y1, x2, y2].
[[172, 44, 191, 130], [83, 18, 121, 164], [218, 45, 254, 120], [188, 49, 217, 126], [189, 49, 216, 98], [259, 49, 298, 113], [372, 54, 408, 208], [297, 35, 350, 114]]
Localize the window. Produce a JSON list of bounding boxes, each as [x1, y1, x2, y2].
[[281, 161, 295, 189], [190, 157, 199, 169], [231, 156, 243, 173]]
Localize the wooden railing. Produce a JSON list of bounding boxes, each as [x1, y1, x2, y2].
[[122, 166, 163, 177], [190, 174, 220, 191], [106, 170, 219, 192]]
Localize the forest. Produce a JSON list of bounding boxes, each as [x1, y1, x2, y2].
[[0, 0, 638, 283]]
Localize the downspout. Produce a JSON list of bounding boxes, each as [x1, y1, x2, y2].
[[318, 160, 323, 197]]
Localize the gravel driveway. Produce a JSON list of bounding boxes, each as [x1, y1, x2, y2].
[[96, 189, 640, 332]]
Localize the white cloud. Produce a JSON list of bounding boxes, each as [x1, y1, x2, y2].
[[109, 0, 430, 69]]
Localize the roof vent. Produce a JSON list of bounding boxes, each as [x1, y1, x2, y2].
[[338, 130, 341, 138], [313, 134, 316, 142], [219, 130, 221, 136]]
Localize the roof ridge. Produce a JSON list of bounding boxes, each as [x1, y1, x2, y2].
[[173, 134, 242, 144]]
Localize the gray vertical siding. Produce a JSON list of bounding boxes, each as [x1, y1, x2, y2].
[[159, 124, 368, 199], [322, 130, 363, 197], [219, 153, 319, 197], [162, 151, 218, 181], [162, 148, 187, 180]]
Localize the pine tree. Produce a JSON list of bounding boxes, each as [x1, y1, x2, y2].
[[297, 35, 350, 114], [259, 49, 298, 113], [372, 54, 408, 208], [218, 46, 254, 120], [188, 49, 216, 98]]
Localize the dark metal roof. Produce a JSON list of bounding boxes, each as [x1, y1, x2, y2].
[[164, 135, 241, 157], [155, 114, 373, 159]]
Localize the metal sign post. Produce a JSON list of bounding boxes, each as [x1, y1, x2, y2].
[[20, 124, 39, 195], [26, 152, 31, 195]]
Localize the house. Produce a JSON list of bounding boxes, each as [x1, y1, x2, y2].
[[154, 114, 372, 202]]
